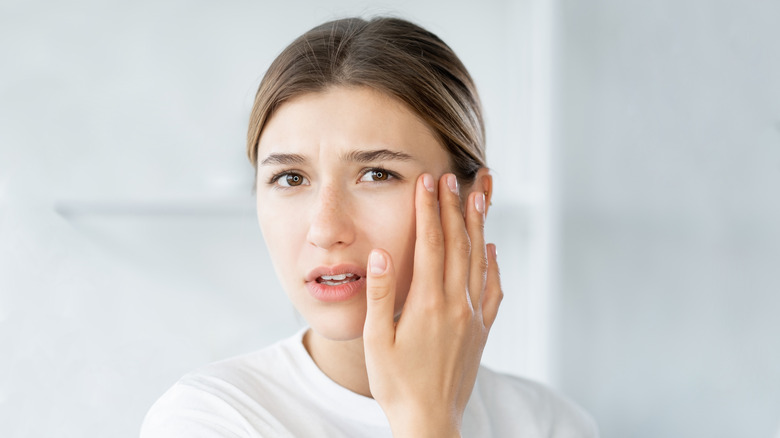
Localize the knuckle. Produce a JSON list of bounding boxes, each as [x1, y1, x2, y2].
[[489, 288, 505, 309], [423, 229, 444, 247], [450, 299, 474, 322], [475, 219, 485, 234], [419, 295, 443, 314], [367, 284, 391, 302], [447, 193, 463, 209], [455, 234, 472, 255]]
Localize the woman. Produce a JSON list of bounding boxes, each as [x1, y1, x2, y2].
[[141, 16, 597, 437]]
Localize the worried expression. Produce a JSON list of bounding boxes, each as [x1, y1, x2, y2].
[[255, 86, 453, 341]]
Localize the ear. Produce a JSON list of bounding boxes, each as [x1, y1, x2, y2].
[[473, 168, 493, 217]]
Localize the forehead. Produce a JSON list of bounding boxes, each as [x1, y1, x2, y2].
[[257, 86, 448, 163]]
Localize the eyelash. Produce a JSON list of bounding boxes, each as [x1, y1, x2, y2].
[[266, 167, 401, 189], [267, 170, 308, 188], [358, 167, 401, 183]]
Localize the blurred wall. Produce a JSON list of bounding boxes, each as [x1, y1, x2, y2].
[[4, 0, 778, 437], [552, 0, 780, 436]]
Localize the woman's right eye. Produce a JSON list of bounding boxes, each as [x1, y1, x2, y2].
[[271, 172, 309, 188]]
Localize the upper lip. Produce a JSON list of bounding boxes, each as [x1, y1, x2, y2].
[[305, 264, 367, 282]]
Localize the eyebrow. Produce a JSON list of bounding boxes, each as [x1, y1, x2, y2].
[[340, 149, 415, 163], [259, 149, 415, 166], [259, 153, 307, 166]]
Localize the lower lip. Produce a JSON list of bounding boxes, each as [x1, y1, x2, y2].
[[306, 277, 366, 302]]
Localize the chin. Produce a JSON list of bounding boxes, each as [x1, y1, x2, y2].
[[304, 304, 368, 342], [310, 320, 366, 342]]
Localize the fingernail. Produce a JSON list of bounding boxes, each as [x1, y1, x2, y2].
[[488, 244, 497, 259], [475, 192, 485, 214], [422, 174, 434, 192], [369, 250, 387, 275], [447, 174, 458, 194]]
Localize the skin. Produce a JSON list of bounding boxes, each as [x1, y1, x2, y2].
[[255, 85, 502, 436]]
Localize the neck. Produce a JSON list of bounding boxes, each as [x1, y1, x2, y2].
[[302, 328, 372, 398]]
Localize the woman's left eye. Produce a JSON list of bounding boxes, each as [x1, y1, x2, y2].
[[358, 168, 396, 182]]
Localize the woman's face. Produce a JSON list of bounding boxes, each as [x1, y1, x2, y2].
[[255, 86, 452, 341]]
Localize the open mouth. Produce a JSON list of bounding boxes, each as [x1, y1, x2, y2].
[[316, 273, 361, 286]]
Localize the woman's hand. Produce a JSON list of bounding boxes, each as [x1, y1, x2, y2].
[[363, 173, 503, 437]]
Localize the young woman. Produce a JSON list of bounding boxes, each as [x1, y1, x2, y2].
[[141, 17, 597, 437]]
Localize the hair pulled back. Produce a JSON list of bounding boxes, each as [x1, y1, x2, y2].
[[247, 17, 486, 184]]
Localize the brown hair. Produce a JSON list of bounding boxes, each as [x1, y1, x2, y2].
[[247, 16, 486, 185]]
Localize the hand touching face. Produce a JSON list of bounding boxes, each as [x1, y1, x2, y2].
[[362, 172, 501, 436]]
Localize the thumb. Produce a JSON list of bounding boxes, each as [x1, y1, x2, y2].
[[363, 249, 396, 348]]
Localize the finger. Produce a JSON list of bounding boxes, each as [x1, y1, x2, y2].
[[482, 243, 503, 329], [363, 249, 397, 347], [410, 173, 445, 297], [465, 190, 488, 310], [438, 174, 471, 304]]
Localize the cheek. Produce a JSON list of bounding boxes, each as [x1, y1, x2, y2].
[[257, 200, 307, 281], [356, 190, 417, 291]]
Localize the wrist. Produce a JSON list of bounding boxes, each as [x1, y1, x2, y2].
[[385, 407, 461, 438], [390, 424, 460, 438]]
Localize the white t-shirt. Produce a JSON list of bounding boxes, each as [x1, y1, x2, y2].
[[141, 329, 598, 437]]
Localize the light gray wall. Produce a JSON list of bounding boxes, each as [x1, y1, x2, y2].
[[552, 0, 780, 436], [4, 0, 777, 437]]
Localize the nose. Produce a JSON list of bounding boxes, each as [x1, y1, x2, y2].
[[306, 184, 356, 250]]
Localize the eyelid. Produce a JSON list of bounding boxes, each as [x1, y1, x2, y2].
[[357, 166, 402, 182], [267, 169, 309, 188]]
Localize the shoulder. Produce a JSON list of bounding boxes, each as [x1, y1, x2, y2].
[[140, 375, 260, 438], [466, 366, 599, 438], [140, 335, 304, 438]]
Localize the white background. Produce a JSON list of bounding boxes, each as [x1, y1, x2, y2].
[[1, 1, 779, 437]]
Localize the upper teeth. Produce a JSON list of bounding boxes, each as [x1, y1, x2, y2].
[[321, 273, 355, 281]]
